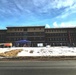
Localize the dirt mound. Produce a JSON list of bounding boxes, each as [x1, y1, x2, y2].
[[0, 49, 22, 57]]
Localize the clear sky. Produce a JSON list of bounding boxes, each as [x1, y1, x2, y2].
[[0, 0, 76, 29]]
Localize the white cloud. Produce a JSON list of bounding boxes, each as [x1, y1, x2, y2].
[[55, 0, 76, 19], [45, 24, 51, 28], [53, 22, 58, 28], [23, 1, 75, 20], [32, 0, 76, 16], [60, 22, 76, 27], [53, 0, 75, 9], [53, 21, 76, 28]]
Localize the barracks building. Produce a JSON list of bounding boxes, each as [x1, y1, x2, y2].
[[0, 26, 76, 47]]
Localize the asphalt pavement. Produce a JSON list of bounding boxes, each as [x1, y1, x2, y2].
[[0, 60, 76, 75]]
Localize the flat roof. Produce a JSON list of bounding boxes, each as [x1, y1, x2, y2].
[[0, 29, 7, 31], [6, 26, 45, 28], [45, 27, 76, 30]]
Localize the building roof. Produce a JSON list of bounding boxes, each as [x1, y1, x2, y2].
[[6, 26, 45, 28], [45, 27, 76, 30], [0, 29, 7, 31]]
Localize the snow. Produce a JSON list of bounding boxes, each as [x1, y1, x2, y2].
[[0, 48, 11, 53], [0, 46, 76, 56]]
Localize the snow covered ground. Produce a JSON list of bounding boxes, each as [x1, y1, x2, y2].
[[0, 46, 76, 57]]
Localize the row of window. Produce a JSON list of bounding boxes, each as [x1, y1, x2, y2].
[[7, 32, 45, 36], [7, 38, 24, 41], [46, 38, 67, 41], [8, 28, 24, 31], [6, 37, 76, 42], [45, 29, 67, 32], [31, 28, 43, 30], [7, 33, 74, 36], [7, 32, 27, 36], [70, 33, 76, 36], [8, 28, 43, 31], [46, 38, 76, 41], [71, 38, 76, 41], [28, 37, 44, 41], [7, 37, 44, 41], [0, 40, 5, 42], [27, 32, 44, 36], [0, 35, 6, 38], [45, 33, 67, 36]]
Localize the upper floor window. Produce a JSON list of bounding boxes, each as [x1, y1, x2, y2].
[[34, 28, 35, 30], [24, 28, 27, 31], [39, 28, 41, 30]]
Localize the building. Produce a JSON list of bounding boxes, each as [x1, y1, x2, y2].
[[0, 29, 6, 43], [6, 26, 45, 47], [0, 26, 76, 47], [45, 27, 76, 46]]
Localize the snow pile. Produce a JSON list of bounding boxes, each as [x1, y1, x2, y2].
[[17, 47, 76, 56], [0, 46, 76, 57], [0, 48, 11, 53], [0, 47, 23, 53]]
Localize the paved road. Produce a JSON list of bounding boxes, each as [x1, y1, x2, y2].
[[0, 60, 76, 75]]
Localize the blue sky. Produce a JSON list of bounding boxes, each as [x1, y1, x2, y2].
[[0, 0, 76, 29]]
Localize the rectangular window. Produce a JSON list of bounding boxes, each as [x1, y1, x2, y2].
[[24, 28, 27, 31], [34, 28, 35, 30]]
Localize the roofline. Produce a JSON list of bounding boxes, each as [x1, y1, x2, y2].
[[0, 29, 7, 31], [45, 27, 76, 29], [6, 26, 45, 28]]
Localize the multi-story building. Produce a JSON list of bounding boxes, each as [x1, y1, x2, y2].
[[0, 26, 76, 47], [0, 29, 7, 43], [6, 26, 45, 47], [6, 26, 28, 43], [27, 26, 45, 47], [45, 27, 76, 46]]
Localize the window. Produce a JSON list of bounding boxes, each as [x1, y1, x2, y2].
[[39, 28, 41, 30], [46, 30, 48, 32], [24, 28, 27, 31], [21, 29, 23, 31], [18, 29, 20, 31], [34, 32, 36, 35], [34, 28, 35, 30]]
